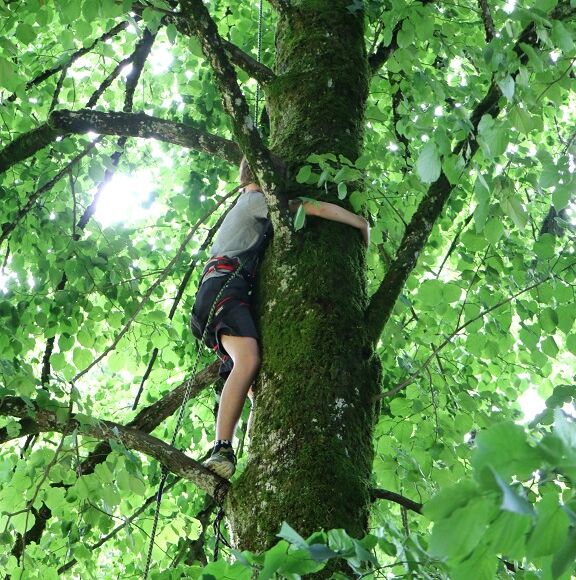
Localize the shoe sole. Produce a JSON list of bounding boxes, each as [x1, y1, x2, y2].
[[203, 460, 235, 479]]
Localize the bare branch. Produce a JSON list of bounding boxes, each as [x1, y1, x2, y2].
[[222, 39, 275, 85], [0, 110, 241, 175], [5, 21, 130, 104], [370, 488, 422, 514], [0, 396, 229, 498], [478, 0, 496, 42]]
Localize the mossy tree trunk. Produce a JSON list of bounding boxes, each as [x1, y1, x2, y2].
[[228, 0, 381, 551]]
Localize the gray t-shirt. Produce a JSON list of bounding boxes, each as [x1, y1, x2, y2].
[[206, 190, 270, 277]]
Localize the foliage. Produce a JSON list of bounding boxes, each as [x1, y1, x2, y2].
[[0, 0, 574, 578]]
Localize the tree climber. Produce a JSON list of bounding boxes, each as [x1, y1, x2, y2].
[[192, 158, 370, 479]]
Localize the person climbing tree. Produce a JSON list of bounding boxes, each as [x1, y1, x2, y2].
[[192, 158, 370, 478]]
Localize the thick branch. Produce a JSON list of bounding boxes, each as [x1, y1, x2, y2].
[[0, 110, 240, 175], [221, 39, 275, 85], [370, 488, 422, 514], [0, 395, 228, 499], [80, 362, 220, 476], [365, 3, 575, 344], [178, 0, 284, 228]]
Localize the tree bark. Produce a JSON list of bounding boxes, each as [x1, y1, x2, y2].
[[227, 0, 381, 552]]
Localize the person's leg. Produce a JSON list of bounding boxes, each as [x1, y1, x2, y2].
[[215, 334, 260, 441]]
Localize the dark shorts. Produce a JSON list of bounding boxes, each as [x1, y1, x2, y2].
[[191, 273, 259, 378]]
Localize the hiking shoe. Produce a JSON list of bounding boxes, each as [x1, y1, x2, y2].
[[203, 445, 236, 479]]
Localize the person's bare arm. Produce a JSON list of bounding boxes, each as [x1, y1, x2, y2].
[[289, 199, 370, 246]]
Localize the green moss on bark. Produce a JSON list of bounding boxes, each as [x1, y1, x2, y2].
[[227, 0, 380, 553]]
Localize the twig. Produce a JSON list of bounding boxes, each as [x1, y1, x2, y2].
[[0, 138, 102, 247], [48, 66, 68, 114], [370, 488, 422, 514], [376, 259, 576, 400], [5, 21, 130, 104], [57, 479, 180, 574]]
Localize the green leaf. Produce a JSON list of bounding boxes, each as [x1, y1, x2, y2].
[[15, 23, 36, 45], [416, 142, 441, 184], [552, 528, 576, 579], [72, 348, 92, 370], [296, 165, 312, 183], [485, 511, 532, 559], [429, 495, 497, 562], [277, 522, 307, 548], [337, 181, 347, 200], [293, 203, 306, 231], [492, 471, 534, 516], [0, 57, 18, 92], [497, 75, 515, 102], [526, 492, 570, 558], [510, 107, 539, 134], [471, 422, 541, 479], [553, 184, 571, 211], [502, 197, 528, 230], [166, 23, 177, 45], [551, 20, 574, 53]]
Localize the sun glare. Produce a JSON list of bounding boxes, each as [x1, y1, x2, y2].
[[94, 171, 161, 227]]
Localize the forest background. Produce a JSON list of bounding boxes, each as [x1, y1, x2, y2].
[[0, 0, 575, 578]]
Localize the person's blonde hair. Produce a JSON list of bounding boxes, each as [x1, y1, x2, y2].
[[239, 157, 257, 186]]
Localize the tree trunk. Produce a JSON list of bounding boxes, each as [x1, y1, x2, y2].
[[228, 0, 381, 551]]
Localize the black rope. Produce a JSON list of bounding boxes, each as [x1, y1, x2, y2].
[[212, 505, 233, 561], [142, 263, 245, 578]]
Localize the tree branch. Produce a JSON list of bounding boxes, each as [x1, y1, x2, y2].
[[0, 139, 101, 246], [376, 260, 575, 400], [370, 488, 422, 514], [0, 396, 229, 499], [178, 0, 284, 228], [57, 478, 180, 574], [369, 0, 435, 74], [5, 21, 130, 104], [0, 109, 241, 175], [221, 39, 275, 85], [478, 0, 496, 42], [364, 4, 576, 345], [1, 361, 219, 557]]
